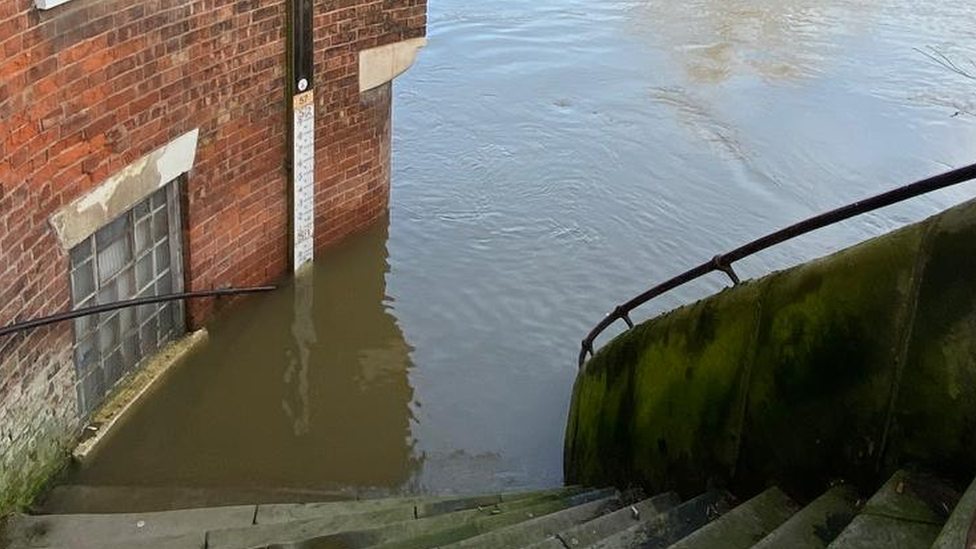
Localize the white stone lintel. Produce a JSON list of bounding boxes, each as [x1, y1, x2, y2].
[[35, 0, 76, 10], [50, 129, 199, 251], [359, 37, 428, 93]]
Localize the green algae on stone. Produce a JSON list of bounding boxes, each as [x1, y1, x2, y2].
[[890, 199, 976, 482], [565, 335, 645, 489], [0, 434, 73, 515], [566, 280, 764, 494], [565, 199, 976, 501], [735, 218, 926, 497], [627, 280, 764, 496]]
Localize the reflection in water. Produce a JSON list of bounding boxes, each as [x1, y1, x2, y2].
[[71, 221, 420, 494], [284, 269, 316, 437], [627, 0, 871, 84]]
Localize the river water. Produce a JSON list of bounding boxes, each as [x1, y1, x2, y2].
[[66, 0, 976, 501]]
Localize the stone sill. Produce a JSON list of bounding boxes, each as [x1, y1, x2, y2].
[[72, 328, 210, 462]]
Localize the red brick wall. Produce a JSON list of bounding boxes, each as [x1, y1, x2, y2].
[[0, 0, 426, 511]]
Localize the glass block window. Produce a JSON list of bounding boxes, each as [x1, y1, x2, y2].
[[69, 182, 185, 416]]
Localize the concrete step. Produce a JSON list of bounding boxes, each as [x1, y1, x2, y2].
[[664, 487, 798, 549], [523, 492, 681, 549], [0, 487, 581, 549], [3, 533, 206, 549], [323, 489, 623, 549], [826, 516, 941, 549], [432, 491, 634, 549], [827, 470, 959, 549], [256, 486, 584, 524], [588, 490, 734, 549], [36, 485, 357, 514], [0, 505, 255, 549], [750, 486, 859, 549], [207, 488, 618, 549], [931, 474, 976, 549]]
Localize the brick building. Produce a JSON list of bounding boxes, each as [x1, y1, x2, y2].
[[0, 0, 426, 511]]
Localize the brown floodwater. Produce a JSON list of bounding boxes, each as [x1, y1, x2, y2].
[[65, 0, 976, 503]]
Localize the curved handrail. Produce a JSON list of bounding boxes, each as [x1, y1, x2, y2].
[[579, 162, 976, 368]]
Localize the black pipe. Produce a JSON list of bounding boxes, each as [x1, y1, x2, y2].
[[0, 286, 277, 339], [580, 162, 976, 368]]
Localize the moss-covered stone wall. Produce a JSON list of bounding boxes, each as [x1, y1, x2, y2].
[[565, 198, 976, 500]]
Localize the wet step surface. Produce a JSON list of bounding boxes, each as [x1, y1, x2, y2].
[[5, 472, 975, 549], [827, 470, 960, 549], [751, 486, 859, 549]]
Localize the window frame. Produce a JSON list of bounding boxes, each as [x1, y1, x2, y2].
[[68, 179, 186, 416]]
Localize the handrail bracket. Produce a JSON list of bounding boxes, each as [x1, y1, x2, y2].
[[712, 255, 741, 286]]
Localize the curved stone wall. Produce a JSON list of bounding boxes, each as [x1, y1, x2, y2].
[[565, 198, 976, 500]]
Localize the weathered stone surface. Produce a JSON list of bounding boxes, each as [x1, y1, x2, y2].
[[208, 488, 616, 549], [418, 488, 584, 519], [566, 198, 976, 500], [751, 485, 859, 549], [932, 475, 976, 549], [589, 491, 733, 549], [1, 505, 254, 549], [826, 470, 958, 549], [566, 280, 764, 495], [38, 485, 353, 515], [359, 38, 428, 92], [826, 514, 942, 549], [74, 329, 209, 462], [361, 490, 620, 549], [737, 218, 926, 496], [666, 487, 798, 549], [5, 532, 207, 549], [253, 487, 578, 525], [0, 344, 77, 514], [522, 492, 679, 549], [890, 199, 976, 480], [437, 494, 626, 549], [860, 470, 958, 525], [49, 131, 199, 251]]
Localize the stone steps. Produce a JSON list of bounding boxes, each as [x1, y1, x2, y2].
[[317, 489, 621, 549], [665, 487, 800, 549], [208, 488, 613, 549], [931, 475, 976, 549], [589, 490, 735, 549], [3, 471, 974, 549], [750, 486, 859, 549], [522, 491, 680, 549], [36, 485, 357, 514], [827, 470, 959, 549]]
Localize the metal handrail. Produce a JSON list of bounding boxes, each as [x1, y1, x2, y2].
[[0, 286, 277, 339], [579, 162, 976, 368]]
